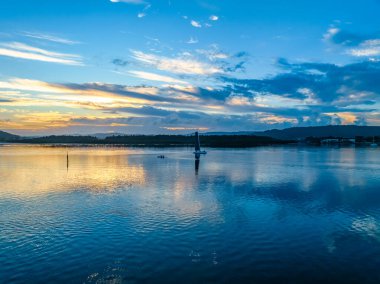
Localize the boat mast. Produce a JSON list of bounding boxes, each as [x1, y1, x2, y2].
[[195, 131, 201, 152]]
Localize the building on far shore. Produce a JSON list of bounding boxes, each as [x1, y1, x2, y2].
[[320, 138, 355, 145], [302, 136, 380, 146]]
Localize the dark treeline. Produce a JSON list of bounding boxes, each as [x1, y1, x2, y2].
[[11, 134, 292, 147], [104, 135, 290, 147], [15, 135, 99, 144]]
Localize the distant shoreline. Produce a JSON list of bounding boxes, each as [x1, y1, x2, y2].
[[0, 142, 368, 148], [1, 142, 293, 148], [1, 134, 292, 148], [3, 125, 380, 147]]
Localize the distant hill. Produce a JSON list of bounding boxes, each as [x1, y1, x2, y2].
[[254, 126, 380, 140], [207, 126, 380, 140], [0, 130, 20, 141]]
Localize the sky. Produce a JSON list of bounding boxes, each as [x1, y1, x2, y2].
[[1, 0, 380, 135]]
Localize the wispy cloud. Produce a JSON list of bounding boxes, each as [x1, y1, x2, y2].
[[186, 37, 199, 44], [0, 42, 83, 65], [196, 48, 228, 61], [128, 70, 189, 84], [323, 27, 340, 42], [22, 32, 80, 45], [110, 0, 147, 4], [130, 50, 223, 75], [137, 3, 151, 18]]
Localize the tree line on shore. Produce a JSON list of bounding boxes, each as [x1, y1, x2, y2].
[[5, 134, 291, 147]]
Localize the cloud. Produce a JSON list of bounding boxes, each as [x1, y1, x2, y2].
[[22, 32, 80, 45], [129, 47, 247, 77], [110, 0, 146, 4], [0, 42, 83, 65], [137, 13, 146, 18], [191, 20, 202, 28], [0, 98, 13, 103], [130, 50, 223, 75], [46, 58, 379, 124], [324, 27, 380, 57], [348, 47, 380, 57], [128, 70, 189, 84], [112, 58, 129, 67], [323, 28, 365, 46], [209, 15, 219, 21], [186, 37, 199, 44], [2, 57, 380, 134], [222, 59, 380, 113], [194, 46, 249, 73], [354, 116, 367, 126], [196, 48, 228, 61], [364, 39, 380, 46], [0, 78, 198, 106], [347, 39, 380, 57]]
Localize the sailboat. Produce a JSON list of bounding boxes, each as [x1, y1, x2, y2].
[[193, 131, 207, 155], [370, 136, 377, 147]]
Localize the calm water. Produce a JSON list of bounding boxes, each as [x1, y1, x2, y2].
[[1, 145, 380, 283]]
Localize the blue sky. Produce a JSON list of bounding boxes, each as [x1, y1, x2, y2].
[[1, 0, 380, 135]]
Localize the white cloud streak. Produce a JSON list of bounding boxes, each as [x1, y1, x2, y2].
[[128, 70, 189, 84], [23, 32, 80, 45], [348, 47, 380, 57], [0, 42, 83, 65]]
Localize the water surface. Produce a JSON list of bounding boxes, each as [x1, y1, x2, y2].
[[1, 145, 380, 283]]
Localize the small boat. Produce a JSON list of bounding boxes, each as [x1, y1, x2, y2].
[[193, 131, 207, 155], [371, 136, 377, 147]]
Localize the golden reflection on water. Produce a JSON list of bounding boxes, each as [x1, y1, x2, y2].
[[0, 145, 224, 224], [0, 145, 146, 196]]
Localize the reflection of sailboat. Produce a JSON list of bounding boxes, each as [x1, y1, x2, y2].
[[371, 136, 377, 147], [195, 154, 200, 175], [193, 131, 207, 155], [66, 151, 69, 170]]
